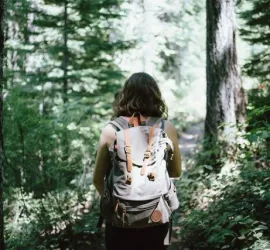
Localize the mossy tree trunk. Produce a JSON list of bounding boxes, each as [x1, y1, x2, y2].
[[205, 0, 246, 145], [0, 0, 5, 248], [62, 0, 69, 162]]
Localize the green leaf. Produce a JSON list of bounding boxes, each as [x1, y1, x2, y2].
[[204, 165, 213, 170], [238, 235, 246, 240], [253, 232, 263, 238], [261, 130, 269, 139], [257, 225, 268, 230], [248, 134, 258, 142], [234, 215, 243, 221], [221, 245, 230, 249]]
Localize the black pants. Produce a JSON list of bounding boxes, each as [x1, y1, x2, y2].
[[105, 223, 169, 250]]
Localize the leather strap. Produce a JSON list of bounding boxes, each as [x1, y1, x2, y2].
[[124, 129, 132, 173], [129, 112, 146, 127], [141, 126, 155, 175], [149, 126, 155, 147]]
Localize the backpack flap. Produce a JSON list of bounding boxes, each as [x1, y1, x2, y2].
[[164, 180, 179, 212]]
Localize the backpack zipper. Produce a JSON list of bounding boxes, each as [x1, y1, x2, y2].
[[115, 197, 159, 212]]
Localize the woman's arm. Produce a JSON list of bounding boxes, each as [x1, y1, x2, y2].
[[93, 124, 116, 196], [164, 120, 182, 178]]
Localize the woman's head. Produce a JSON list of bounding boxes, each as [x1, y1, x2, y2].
[[113, 72, 168, 118]]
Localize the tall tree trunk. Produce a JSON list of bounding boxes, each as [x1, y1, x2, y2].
[[205, 0, 246, 144], [140, 0, 146, 72], [62, 0, 69, 161], [0, 0, 5, 248], [63, 0, 68, 104]]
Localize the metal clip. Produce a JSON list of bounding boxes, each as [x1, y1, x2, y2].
[[126, 175, 132, 185], [144, 150, 151, 159], [124, 146, 131, 154]]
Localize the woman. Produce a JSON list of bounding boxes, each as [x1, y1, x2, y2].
[[93, 72, 182, 250]]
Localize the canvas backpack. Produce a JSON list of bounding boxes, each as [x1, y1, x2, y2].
[[100, 113, 179, 232]]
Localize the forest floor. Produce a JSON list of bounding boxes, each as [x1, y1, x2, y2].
[[178, 121, 204, 159]]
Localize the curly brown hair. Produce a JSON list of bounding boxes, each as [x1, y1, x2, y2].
[[113, 72, 168, 118]]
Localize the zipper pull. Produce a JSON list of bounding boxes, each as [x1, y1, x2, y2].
[[115, 199, 120, 213]]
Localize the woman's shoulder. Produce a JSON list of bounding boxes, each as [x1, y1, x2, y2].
[[163, 119, 178, 136], [147, 117, 177, 135], [163, 119, 175, 128], [100, 123, 117, 147]]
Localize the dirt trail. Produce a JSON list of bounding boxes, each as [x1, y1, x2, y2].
[[178, 121, 204, 158], [168, 121, 204, 250]]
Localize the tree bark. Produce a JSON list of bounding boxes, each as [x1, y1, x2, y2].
[[205, 0, 246, 144], [0, 0, 5, 248], [63, 0, 68, 104], [62, 0, 69, 161]]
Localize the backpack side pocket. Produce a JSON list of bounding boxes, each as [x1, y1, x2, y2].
[[164, 181, 179, 212]]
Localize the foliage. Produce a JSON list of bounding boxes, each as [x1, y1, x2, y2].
[[5, 187, 100, 249], [4, 87, 98, 196], [239, 0, 270, 83], [177, 107, 270, 249], [245, 85, 270, 161], [3, 0, 270, 249], [177, 3, 270, 247], [157, 0, 205, 85], [3, 0, 131, 248], [179, 168, 270, 250]]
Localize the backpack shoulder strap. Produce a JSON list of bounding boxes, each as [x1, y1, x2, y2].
[[161, 119, 165, 130], [109, 121, 122, 132], [147, 117, 165, 129], [108, 117, 129, 131]]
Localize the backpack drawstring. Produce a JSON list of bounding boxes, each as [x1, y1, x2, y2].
[[115, 200, 126, 226]]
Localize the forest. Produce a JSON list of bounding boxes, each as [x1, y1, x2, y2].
[[0, 0, 269, 249]]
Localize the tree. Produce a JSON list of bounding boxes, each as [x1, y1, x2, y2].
[[240, 0, 270, 84], [5, 0, 32, 89], [205, 0, 245, 145], [239, 0, 270, 157], [158, 0, 205, 86], [3, 1, 133, 247], [0, 0, 5, 248], [4, 0, 130, 195]]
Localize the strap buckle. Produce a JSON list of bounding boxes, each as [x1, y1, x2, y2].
[[147, 172, 155, 181], [126, 175, 132, 185], [144, 150, 151, 158], [124, 146, 131, 154]]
